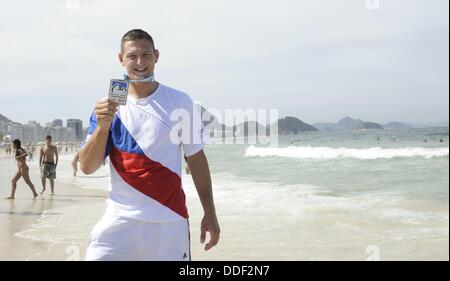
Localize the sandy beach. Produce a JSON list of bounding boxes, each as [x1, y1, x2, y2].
[[0, 157, 214, 261], [0, 130, 448, 261], [0, 154, 264, 261], [0, 157, 107, 260]]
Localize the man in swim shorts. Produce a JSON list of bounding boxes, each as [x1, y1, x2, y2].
[[39, 135, 58, 194]]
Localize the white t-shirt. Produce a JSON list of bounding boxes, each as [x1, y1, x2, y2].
[[85, 83, 204, 222]]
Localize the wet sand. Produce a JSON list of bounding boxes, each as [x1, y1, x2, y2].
[[1, 154, 447, 261], [0, 157, 230, 261], [0, 157, 106, 260]]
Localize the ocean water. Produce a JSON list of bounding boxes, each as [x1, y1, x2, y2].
[[213, 127, 449, 204], [7, 126, 450, 260], [203, 127, 449, 260]]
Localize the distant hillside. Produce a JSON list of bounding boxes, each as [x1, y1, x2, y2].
[[231, 117, 318, 137], [312, 122, 338, 131], [198, 106, 318, 137], [199, 105, 217, 128], [198, 105, 230, 138], [383, 122, 413, 129], [313, 116, 383, 131], [275, 116, 318, 135], [336, 116, 365, 131], [0, 114, 14, 124], [233, 121, 266, 137], [353, 122, 384, 130]]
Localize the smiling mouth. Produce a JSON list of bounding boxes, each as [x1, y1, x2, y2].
[[134, 67, 148, 73]]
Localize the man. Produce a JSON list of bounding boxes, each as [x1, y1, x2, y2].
[[27, 144, 34, 161], [80, 29, 220, 261], [39, 135, 58, 194], [71, 152, 79, 177], [5, 144, 11, 157]]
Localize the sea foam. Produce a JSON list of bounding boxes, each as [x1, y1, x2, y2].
[[244, 145, 449, 160]]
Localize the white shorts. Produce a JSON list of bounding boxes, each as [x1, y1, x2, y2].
[[85, 215, 191, 261]]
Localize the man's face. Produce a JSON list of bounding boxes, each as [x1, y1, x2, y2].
[[46, 138, 52, 145], [119, 39, 159, 80]]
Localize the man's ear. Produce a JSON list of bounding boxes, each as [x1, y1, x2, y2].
[[154, 49, 160, 63], [118, 53, 124, 66]]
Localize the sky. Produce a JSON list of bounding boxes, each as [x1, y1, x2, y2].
[[0, 0, 448, 127]]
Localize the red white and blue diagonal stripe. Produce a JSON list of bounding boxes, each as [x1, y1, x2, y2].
[[86, 100, 189, 222]]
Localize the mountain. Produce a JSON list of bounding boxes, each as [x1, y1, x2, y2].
[[336, 116, 364, 131], [198, 105, 231, 138], [233, 121, 266, 137], [0, 114, 15, 124], [353, 122, 384, 130], [199, 105, 217, 128], [312, 122, 338, 131], [383, 122, 413, 129], [198, 106, 317, 136], [274, 116, 318, 135], [313, 116, 383, 131]]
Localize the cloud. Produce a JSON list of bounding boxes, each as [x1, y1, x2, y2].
[[0, 0, 448, 125]]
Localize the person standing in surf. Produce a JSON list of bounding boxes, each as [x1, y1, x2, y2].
[[39, 135, 58, 195], [5, 139, 39, 199]]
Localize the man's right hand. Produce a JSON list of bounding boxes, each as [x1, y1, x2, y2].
[[79, 98, 118, 175], [95, 98, 119, 131]]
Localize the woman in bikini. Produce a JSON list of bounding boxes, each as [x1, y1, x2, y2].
[[5, 139, 39, 199]]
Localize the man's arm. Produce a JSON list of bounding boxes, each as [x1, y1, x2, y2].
[[79, 128, 109, 174], [54, 146, 59, 166], [39, 148, 44, 167], [187, 149, 220, 251], [79, 98, 118, 175]]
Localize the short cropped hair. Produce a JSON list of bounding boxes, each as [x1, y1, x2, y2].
[[121, 29, 155, 51]]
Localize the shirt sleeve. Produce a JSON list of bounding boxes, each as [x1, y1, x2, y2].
[[180, 96, 205, 157], [83, 112, 97, 144]]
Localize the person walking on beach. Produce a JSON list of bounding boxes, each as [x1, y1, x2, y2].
[[32, 145, 36, 160], [39, 135, 58, 195], [5, 139, 39, 199], [72, 152, 79, 177], [5, 144, 11, 157], [27, 144, 34, 161], [80, 29, 220, 261]]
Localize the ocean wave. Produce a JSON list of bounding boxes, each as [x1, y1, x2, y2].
[[244, 145, 449, 160]]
